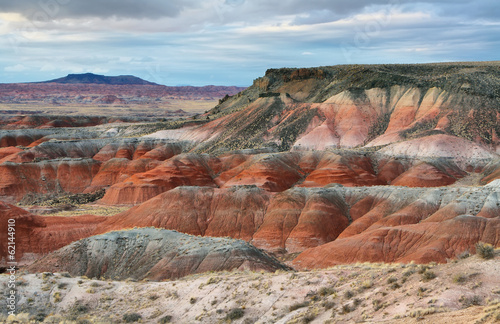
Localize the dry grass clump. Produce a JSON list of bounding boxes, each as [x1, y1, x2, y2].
[[459, 295, 483, 307], [476, 242, 495, 260], [421, 270, 437, 282], [452, 273, 468, 284], [409, 306, 447, 318], [289, 301, 310, 312]]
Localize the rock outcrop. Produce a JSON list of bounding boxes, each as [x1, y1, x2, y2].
[[27, 228, 289, 280]]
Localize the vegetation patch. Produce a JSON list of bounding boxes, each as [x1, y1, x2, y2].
[[476, 242, 495, 260]]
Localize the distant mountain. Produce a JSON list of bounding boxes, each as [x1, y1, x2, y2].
[[39, 73, 158, 85]]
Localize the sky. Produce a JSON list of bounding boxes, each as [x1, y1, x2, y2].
[[0, 0, 499, 86]]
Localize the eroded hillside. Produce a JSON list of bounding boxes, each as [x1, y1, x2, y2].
[[0, 62, 499, 283]]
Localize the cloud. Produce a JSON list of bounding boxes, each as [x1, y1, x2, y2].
[[4, 64, 28, 72], [0, 0, 499, 85], [0, 0, 200, 20]]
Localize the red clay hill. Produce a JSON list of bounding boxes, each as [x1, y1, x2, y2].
[[1, 62, 500, 272]]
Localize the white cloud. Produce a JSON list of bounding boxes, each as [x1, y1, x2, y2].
[[0, 0, 499, 85], [4, 64, 28, 72]]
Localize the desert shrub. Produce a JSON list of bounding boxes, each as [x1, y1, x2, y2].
[[322, 300, 335, 310], [14, 280, 28, 287], [77, 320, 91, 324], [206, 276, 220, 285], [158, 315, 172, 323], [42, 272, 53, 280], [457, 250, 471, 259], [58, 282, 68, 289], [319, 286, 336, 296], [32, 313, 47, 322], [340, 304, 351, 314], [53, 291, 62, 303], [418, 265, 430, 274], [409, 307, 446, 318], [417, 287, 427, 297], [361, 280, 373, 289], [302, 312, 316, 323], [289, 301, 310, 311], [402, 269, 415, 277], [344, 290, 354, 299], [74, 304, 88, 313], [460, 295, 482, 307], [190, 297, 197, 304], [225, 308, 245, 321], [421, 271, 437, 281], [146, 293, 159, 301], [373, 299, 383, 311], [453, 274, 468, 284], [123, 313, 142, 322], [476, 242, 495, 260], [390, 282, 401, 290], [387, 277, 397, 284]]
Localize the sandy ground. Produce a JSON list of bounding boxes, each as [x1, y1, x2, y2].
[[1, 253, 499, 323], [0, 99, 217, 117]]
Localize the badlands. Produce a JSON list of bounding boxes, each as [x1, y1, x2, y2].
[[1, 63, 499, 323]]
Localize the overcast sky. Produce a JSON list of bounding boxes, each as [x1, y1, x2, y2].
[[0, 0, 499, 86]]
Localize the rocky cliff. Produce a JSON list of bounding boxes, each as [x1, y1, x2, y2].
[[140, 62, 500, 154]]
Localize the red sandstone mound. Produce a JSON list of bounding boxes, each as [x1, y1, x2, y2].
[[27, 228, 289, 280], [293, 215, 500, 268], [0, 159, 101, 202], [0, 147, 23, 161], [0, 202, 106, 265], [92, 140, 183, 162], [390, 162, 466, 187], [99, 186, 272, 239], [0, 132, 44, 147], [99, 186, 349, 253], [0, 146, 480, 204], [299, 154, 387, 187], [100, 154, 220, 205], [84, 158, 162, 193], [252, 188, 350, 253], [3, 185, 500, 266], [0, 140, 186, 202]]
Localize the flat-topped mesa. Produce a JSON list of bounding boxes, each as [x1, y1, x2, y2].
[[161, 62, 500, 154], [40, 73, 158, 85]]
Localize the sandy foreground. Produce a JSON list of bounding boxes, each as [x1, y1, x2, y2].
[[1, 253, 499, 323]]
